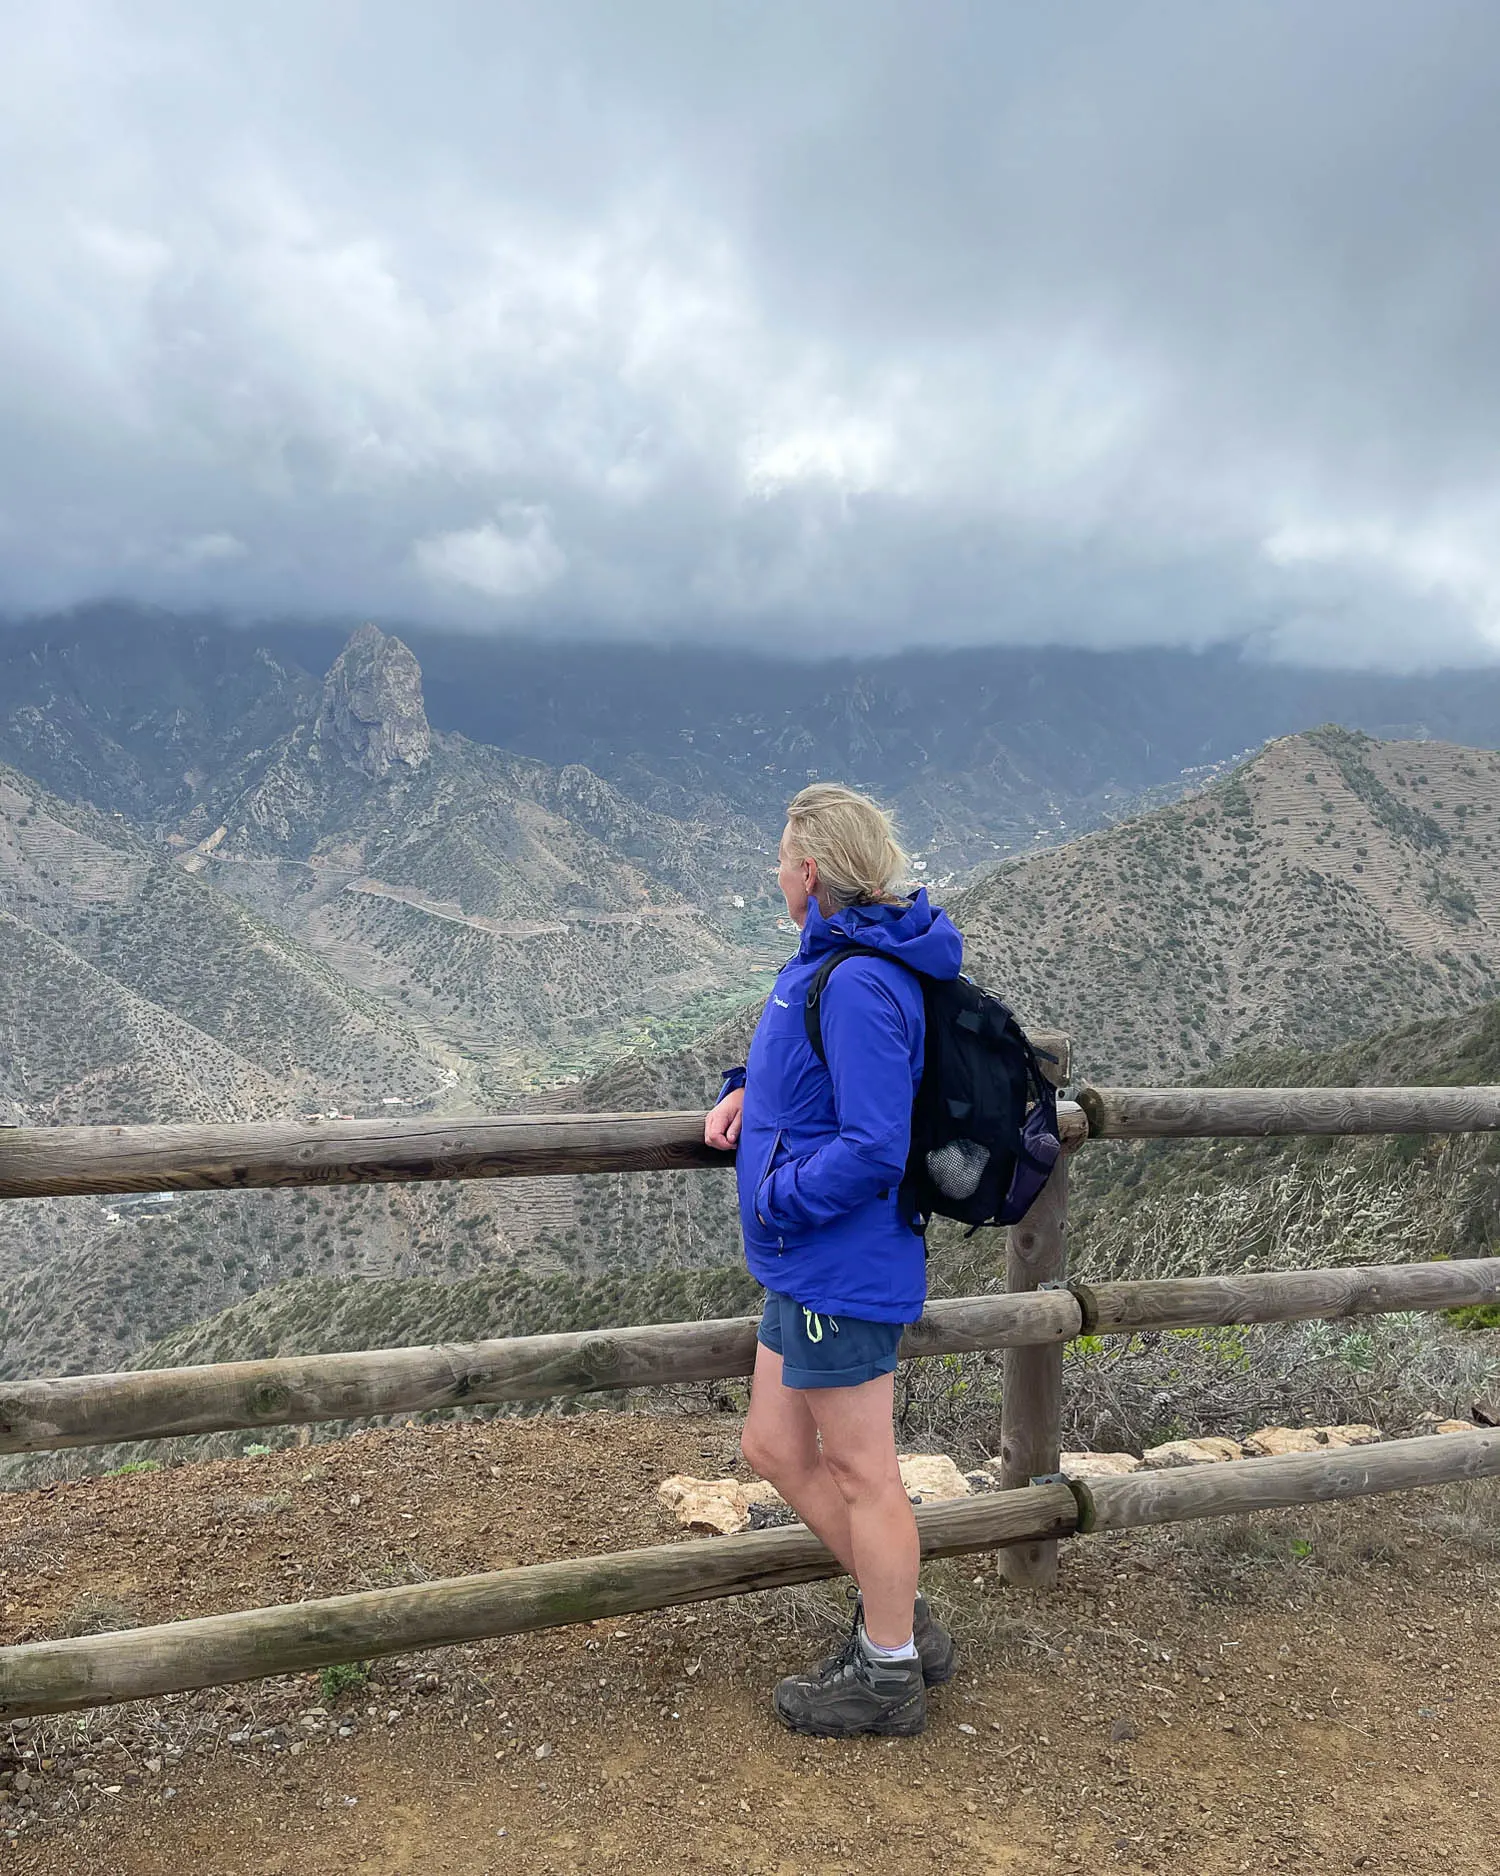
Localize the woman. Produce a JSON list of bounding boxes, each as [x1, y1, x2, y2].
[[704, 783, 964, 1737]]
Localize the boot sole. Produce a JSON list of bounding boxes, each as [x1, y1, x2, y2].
[[773, 1694, 928, 1739]]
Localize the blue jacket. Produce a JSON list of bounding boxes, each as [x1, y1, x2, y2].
[[720, 889, 964, 1323]]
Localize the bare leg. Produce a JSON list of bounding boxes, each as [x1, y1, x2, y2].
[[804, 1373, 919, 1649], [741, 1341, 857, 1576]]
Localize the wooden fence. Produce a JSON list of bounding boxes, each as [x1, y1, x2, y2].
[[2, 1073, 1499, 1716]]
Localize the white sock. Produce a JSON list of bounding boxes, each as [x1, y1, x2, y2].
[[860, 1626, 918, 1663]]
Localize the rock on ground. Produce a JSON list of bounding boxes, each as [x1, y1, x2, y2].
[[1059, 1451, 1143, 1479], [1142, 1437, 1245, 1469], [658, 1453, 974, 1533], [1242, 1424, 1383, 1457]]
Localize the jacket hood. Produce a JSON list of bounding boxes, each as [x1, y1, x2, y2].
[[797, 887, 963, 980]]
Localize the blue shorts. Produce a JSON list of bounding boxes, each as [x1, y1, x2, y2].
[[757, 1289, 909, 1390]]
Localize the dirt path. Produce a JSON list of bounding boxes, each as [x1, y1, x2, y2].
[[2, 1415, 1496, 1874], [343, 879, 703, 940]]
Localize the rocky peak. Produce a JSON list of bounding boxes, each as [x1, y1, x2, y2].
[[315, 625, 430, 780]]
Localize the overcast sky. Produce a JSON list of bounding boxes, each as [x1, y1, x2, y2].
[[3, 1, 1500, 664]]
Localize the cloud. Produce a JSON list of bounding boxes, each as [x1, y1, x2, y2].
[[414, 507, 566, 601], [1, 1, 1499, 664], [177, 532, 249, 565]]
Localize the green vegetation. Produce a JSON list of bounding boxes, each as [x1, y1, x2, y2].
[[317, 1661, 372, 1705], [1307, 725, 1450, 851], [11, 709, 1500, 1450], [138, 1264, 762, 1369]]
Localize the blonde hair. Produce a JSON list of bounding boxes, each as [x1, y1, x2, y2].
[[784, 783, 911, 912]]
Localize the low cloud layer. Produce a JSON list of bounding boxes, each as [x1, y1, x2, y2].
[[3, 1, 1500, 663]]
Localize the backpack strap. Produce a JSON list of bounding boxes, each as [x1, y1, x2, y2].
[[803, 945, 914, 1065]]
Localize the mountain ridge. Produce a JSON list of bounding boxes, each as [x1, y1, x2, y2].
[[21, 603, 1500, 876]]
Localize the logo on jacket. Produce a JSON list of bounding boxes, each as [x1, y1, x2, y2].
[[772, 994, 790, 1007]]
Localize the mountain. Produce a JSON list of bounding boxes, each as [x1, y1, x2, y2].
[[0, 759, 447, 1123], [13, 601, 1500, 1404], [0, 609, 314, 823], [951, 726, 1500, 1081], [0, 629, 777, 1384], [565, 726, 1500, 1098], [261, 620, 1500, 871], [20, 604, 1500, 879], [165, 625, 778, 1095]]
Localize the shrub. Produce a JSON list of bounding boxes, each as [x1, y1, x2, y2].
[[318, 1660, 371, 1705]]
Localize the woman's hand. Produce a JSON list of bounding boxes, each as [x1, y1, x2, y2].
[[704, 1085, 744, 1151]]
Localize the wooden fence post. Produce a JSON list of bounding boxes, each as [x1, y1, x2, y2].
[[997, 1150, 1070, 1588]]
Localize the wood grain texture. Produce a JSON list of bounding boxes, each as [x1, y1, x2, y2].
[[0, 1290, 1084, 1454], [1077, 1085, 1500, 1139], [1075, 1427, 1500, 1533], [0, 1483, 1081, 1719], [1075, 1256, 1500, 1335], [7, 1251, 1485, 1454], [998, 1156, 1070, 1589], [0, 1098, 1084, 1199], [0, 1111, 728, 1201]]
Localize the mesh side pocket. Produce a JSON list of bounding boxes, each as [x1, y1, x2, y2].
[[925, 1138, 991, 1200]]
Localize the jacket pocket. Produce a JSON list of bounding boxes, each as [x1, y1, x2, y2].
[[754, 1129, 786, 1230]]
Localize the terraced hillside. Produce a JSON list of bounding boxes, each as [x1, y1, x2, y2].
[[0, 1175, 557, 1387], [0, 763, 448, 1122], [177, 627, 779, 1097], [0, 634, 779, 1384], [953, 726, 1500, 1082], [484, 727, 1500, 1313]]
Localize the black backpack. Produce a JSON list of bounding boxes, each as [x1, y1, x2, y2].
[[803, 947, 1061, 1235]]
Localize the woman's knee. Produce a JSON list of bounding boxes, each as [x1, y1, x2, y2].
[[820, 1440, 901, 1504], [741, 1419, 808, 1484]]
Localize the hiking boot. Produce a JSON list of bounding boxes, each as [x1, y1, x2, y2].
[[773, 1632, 927, 1738], [819, 1589, 956, 1688]]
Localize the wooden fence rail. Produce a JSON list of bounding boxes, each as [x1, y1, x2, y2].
[[9, 1083, 1500, 1200], [1077, 1084, 1500, 1139], [0, 1102, 1088, 1201], [4, 1257, 1494, 1455], [0, 1291, 1081, 1454], [2, 1429, 1492, 1722]]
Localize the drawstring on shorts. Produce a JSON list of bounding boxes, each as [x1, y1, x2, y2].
[[802, 1307, 840, 1343]]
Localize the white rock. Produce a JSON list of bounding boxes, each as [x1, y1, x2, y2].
[[1059, 1451, 1143, 1479], [1243, 1424, 1384, 1457], [659, 1452, 972, 1533], [656, 1476, 786, 1535], [1242, 1426, 1330, 1457], [896, 1455, 973, 1502], [1141, 1437, 1244, 1469], [1319, 1423, 1384, 1447]]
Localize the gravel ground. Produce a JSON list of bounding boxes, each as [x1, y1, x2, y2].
[[2, 1413, 1497, 1874]]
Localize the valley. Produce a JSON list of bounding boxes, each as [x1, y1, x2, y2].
[[3, 616, 1500, 1434]]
